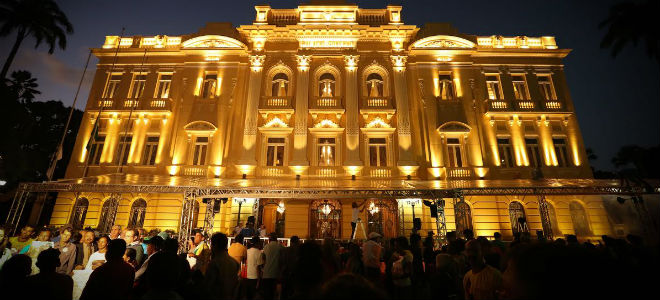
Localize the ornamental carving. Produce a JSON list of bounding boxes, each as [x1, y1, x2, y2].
[[296, 55, 312, 70], [410, 35, 476, 49], [249, 55, 266, 70], [181, 35, 246, 49], [343, 55, 359, 70], [390, 55, 407, 71]]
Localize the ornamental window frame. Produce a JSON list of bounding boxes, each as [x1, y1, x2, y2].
[[102, 73, 123, 99], [154, 72, 173, 99], [361, 63, 390, 98], [511, 74, 530, 100], [485, 73, 504, 100], [128, 72, 148, 99]]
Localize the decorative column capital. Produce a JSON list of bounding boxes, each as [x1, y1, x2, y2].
[[249, 55, 266, 72], [295, 55, 312, 71], [344, 55, 359, 71], [390, 55, 407, 72]]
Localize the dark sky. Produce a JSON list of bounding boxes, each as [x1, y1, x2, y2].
[[1, 0, 658, 171]]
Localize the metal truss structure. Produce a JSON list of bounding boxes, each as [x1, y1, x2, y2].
[[5, 177, 659, 250]]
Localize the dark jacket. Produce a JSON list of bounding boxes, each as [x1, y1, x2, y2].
[[80, 259, 135, 300], [75, 243, 98, 267], [203, 251, 240, 300]]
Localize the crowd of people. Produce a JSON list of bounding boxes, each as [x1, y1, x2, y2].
[[0, 222, 657, 300]]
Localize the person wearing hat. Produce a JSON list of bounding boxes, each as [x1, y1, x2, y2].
[[135, 235, 163, 281], [363, 232, 383, 281]]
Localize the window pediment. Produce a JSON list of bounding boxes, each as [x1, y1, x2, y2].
[[438, 121, 471, 133], [184, 121, 217, 132], [182, 35, 246, 49], [411, 35, 475, 49]]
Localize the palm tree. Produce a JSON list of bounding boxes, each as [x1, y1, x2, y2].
[[0, 0, 73, 79], [6, 70, 39, 103], [599, 1, 660, 66]]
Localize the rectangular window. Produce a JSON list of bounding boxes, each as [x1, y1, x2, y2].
[[525, 138, 543, 168], [155, 74, 172, 98], [102, 74, 122, 98], [129, 74, 147, 99], [497, 138, 515, 168], [512, 75, 530, 100], [266, 137, 285, 166], [89, 135, 105, 165], [142, 136, 159, 166], [446, 138, 464, 168], [485, 75, 503, 100], [193, 137, 208, 166], [537, 75, 556, 101], [368, 138, 388, 167], [438, 74, 455, 101], [117, 135, 133, 165], [553, 138, 570, 167], [318, 138, 336, 166], [201, 74, 217, 98]]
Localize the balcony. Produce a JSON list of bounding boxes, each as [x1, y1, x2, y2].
[[361, 97, 395, 109], [487, 99, 509, 110], [447, 167, 472, 178], [544, 101, 563, 110], [316, 97, 339, 107], [98, 99, 114, 108], [260, 96, 293, 110], [485, 98, 567, 114], [94, 98, 172, 111], [181, 165, 207, 177]]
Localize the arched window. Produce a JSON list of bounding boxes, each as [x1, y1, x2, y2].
[[569, 202, 590, 236], [366, 73, 384, 97], [70, 197, 89, 230], [319, 73, 336, 97], [310, 199, 341, 239], [271, 73, 289, 97], [509, 202, 528, 234], [438, 74, 455, 100], [547, 202, 561, 236], [128, 199, 147, 228], [98, 197, 120, 234], [366, 199, 399, 238], [455, 201, 473, 236]]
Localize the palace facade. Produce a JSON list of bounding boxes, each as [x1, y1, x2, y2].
[[46, 2, 613, 242]]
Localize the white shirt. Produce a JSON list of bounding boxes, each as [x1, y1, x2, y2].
[[246, 248, 263, 279], [352, 207, 359, 223], [84, 251, 107, 270]]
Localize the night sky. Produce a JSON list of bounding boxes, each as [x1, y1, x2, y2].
[[1, 0, 657, 171]]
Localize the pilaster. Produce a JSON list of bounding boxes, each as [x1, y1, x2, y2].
[[344, 55, 361, 166], [291, 55, 311, 166], [390, 55, 417, 168], [237, 55, 265, 167]]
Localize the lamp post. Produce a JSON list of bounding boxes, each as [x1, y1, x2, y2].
[[235, 198, 247, 227]]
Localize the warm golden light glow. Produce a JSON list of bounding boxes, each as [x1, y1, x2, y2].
[[264, 117, 288, 128]]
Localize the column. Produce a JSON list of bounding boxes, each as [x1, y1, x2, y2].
[[390, 55, 417, 166], [290, 55, 311, 166], [537, 115, 555, 166], [237, 55, 265, 166], [344, 55, 361, 166]]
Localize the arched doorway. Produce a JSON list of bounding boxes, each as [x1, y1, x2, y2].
[[128, 199, 147, 228], [310, 199, 342, 239], [366, 199, 399, 238], [455, 201, 473, 236], [259, 199, 285, 238], [509, 201, 529, 235], [98, 197, 120, 234], [69, 197, 89, 230], [569, 201, 591, 237]]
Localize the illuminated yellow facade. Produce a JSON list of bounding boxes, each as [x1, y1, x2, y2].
[[50, 3, 610, 240]]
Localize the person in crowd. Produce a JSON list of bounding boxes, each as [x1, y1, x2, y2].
[[53, 225, 76, 275], [463, 229, 475, 241], [261, 232, 283, 300], [319, 273, 388, 300], [259, 224, 267, 238], [280, 235, 300, 300], [409, 233, 425, 293], [142, 250, 183, 299], [80, 239, 135, 300], [245, 235, 263, 300], [423, 232, 436, 275], [75, 229, 97, 270], [492, 232, 506, 254], [478, 236, 501, 270], [9, 224, 35, 252], [363, 232, 382, 282], [135, 235, 163, 281], [0, 254, 32, 299], [228, 233, 247, 264], [123, 247, 138, 269], [0, 227, 13, 269], [321, 238, 341, 281], [290, 241, 323, 299], [109, 225, 122, 240], [25, 248, 73, 299], [391, 236, 413, 300], [138, 228, 148, 254], [124, 228, 145, 266], [20, 227, 52, 254], [203, 232, 239, 300], [163, 237, 192, 299], [432, 253, 460, 300], [188, 229, 209, 258], [345, 242, 364, 275], [463, 239, 502, 300], [240, 217, 257, 237], [85, 235, 109, 270], [350, 201, 366, 239]]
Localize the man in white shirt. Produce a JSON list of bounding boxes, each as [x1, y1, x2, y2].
[[245, 236, 263, 300], [109, 225, 122, 240], [363, 232, 383, 280], [350, 200, 366, 239]]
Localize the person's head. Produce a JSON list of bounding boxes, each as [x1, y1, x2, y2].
[[124, 247, 137, 263], [146, 236, 164, 255], [446, 231, 457, 242], [368, 232, 381, 241], [465, 239, 483, 267], [0, 227, 6, 242], [0, 254, 31, 281], [138, 228, 146, 240], [193, 230, 206, 245], [494, 232, 502, 240], [82, 230, 95, 245], [436, 253, 458, 275], [145, 252, 179, 290], [566, 234, 578, 245], [36, 228, 52, 241], [110, 225, 122, 238], [35, 248, 61, 273], [123, 228, 139, 244], [395, 236, 409, 251], [235, 234, 244, 244], [319, 273, 387, 300], [250, 235, 261, 249], [290, 235, 300, 246], [269, 232, 278, 242], [163, 237, 179, 253], [463, 229, 474, 240], [59, 226, 73, 243], [97, 236, 109, 250], [106, 239, 127, 262], [352, 201, 358, 208], [211, 232, 228, 253], [18, 225, 35, 239]]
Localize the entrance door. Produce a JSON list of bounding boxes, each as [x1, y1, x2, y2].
[[310, 199, 342, 239]]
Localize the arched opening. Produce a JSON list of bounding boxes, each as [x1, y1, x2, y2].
[[366, 199, 399, 238], [310, 199, 342, 239], [366, 73, 384, 97], [271, 73, 289, 97], [128, 198, 147, 228], [259, 200, 286, 238], [69, 197, 89, 230], [438, 74, 455, 100], [509, 201, 528, 235], [547, 202, 561, 236], [455, 201, 473, 237], [98, 197, 120, 234], [319, 73, 336, 97], [569, 202, 591, 237]]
